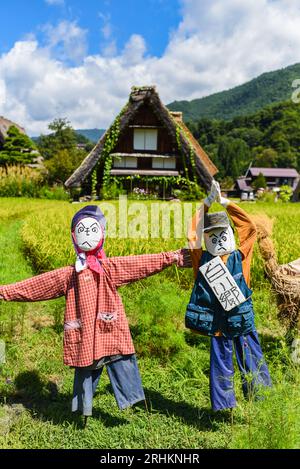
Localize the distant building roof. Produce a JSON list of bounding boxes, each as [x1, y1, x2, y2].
[[235, 177, 253, 192], [247, 167, 299, 178]]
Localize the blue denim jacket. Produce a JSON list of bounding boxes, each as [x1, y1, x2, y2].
[[185, 250, 255, 338]]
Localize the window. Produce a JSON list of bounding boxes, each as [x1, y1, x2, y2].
[[113, 156, 137, 168], [152, 157, 176, 169], [134, 129, 157, 150]]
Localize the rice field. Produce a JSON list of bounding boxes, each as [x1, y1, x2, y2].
[[0, 197, 300, 449]]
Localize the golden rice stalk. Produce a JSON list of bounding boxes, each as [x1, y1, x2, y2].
[[252, 213, 300, 331]]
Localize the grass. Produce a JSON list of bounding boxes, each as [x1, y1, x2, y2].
[[0, 198, 300, 448]]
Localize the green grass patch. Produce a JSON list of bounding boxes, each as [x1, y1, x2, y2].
[[0, 198, 300, 448]]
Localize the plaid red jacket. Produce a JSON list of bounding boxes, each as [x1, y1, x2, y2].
[[0, 250, 190, 367]]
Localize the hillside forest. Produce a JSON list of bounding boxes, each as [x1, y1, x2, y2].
[[186, 100, 300, 187]]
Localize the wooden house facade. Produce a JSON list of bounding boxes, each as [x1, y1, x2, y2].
[[65, 86, 218, 197]]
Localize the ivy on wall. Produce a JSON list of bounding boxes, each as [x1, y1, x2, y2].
[[91, 103, 129, 196], [111, 174, 200, 191]]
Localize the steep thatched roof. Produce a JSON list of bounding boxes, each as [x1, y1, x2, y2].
[[0, 116, 26, 144], [65, 86, 218, 189]]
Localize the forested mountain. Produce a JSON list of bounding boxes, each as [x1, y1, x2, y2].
[[187, 100, 300, 184], [168, 63, 300, 122], [74, 128, 105, 142], [32, 128, 105, 143]]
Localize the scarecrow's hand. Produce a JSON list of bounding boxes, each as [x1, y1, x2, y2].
[[204, 179, 219, 208], [219, 196, 230, 208], [174, 248, 192, 268], [214, 181, 230, 208]]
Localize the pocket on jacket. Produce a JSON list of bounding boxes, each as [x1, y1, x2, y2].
[[64, 320, 82, 344], [97, 312, 118, 333], [64, 328, 82, 344], [227, 311, 254, 337], [185, 305, 214, 335]]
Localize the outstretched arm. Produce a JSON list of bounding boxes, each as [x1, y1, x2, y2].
[[226, 201, 257, 258], [217, 191, 257, 259], [105, 249, 191, 287], [216, 189, 257, 286], [0, 267, 71, 302]]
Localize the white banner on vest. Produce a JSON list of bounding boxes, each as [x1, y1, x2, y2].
[[199, 256, 246, 311]]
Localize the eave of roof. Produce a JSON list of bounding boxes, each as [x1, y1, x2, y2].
[[110, 169, 179, 176], [248, 167, 299, 178], [174, 119, 218, 177]]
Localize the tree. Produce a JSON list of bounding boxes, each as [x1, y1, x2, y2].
[[252, 172, 267, 190], [44, 149, 85, 184], [253, 148, 278, 167], [38, 118, 87, 184], [217, 137, 250, 179], [0, 126, 38, 166], [38, 118, 77, 160]]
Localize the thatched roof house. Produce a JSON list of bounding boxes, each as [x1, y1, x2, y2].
[[65, 86, 218, 196], [0, 116, 26, 145]]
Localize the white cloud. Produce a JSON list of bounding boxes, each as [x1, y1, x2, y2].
[[0, 79, 6, 107], [1, 0, 300, 135], [122, 34, 147, 66], [42, 20, 88, 63], [98, 12, 112, 41], [98, 12, 117, 57], [45, 0, 65, 6]]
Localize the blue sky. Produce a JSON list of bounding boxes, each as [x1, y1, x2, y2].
[[0, 0, 182, 59], [1, 0, 300, 134]]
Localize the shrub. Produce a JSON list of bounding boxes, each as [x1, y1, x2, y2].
[[256, 191, 277, 203], [38, 185, 70, 201], [0, 166, 43, 197], [100, 182, 126, 200], [279, 185, 293, 203], [173, 184, 205, 201], [0, 166, 70, 200]]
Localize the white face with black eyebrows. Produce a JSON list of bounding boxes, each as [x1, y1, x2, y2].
[[204, 226, 235, 256], [74, 217, 103, 252]]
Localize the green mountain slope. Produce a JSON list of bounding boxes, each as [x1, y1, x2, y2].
[[75, 128, 105, 142], [188, 99, 300, 181], [167, 63, 300, 121]]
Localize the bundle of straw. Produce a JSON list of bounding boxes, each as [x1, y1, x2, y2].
[[252, 214, 300, 331]]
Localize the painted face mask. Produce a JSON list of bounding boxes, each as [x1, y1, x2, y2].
[[71, 205, 106, 274], [204, 226, 235, 256], [73, 217, 103, 252]]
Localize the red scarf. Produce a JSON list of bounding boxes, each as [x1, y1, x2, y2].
[[72, 232, 106, 274]]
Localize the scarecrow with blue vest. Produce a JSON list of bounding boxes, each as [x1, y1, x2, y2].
[[186, 181, 271, 411]]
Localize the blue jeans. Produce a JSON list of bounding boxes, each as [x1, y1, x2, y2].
[[210, 330, 272, 411], [72, 354, 145, 416]]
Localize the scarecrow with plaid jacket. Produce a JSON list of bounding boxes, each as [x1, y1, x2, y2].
[[0, 205, 191, 420]]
